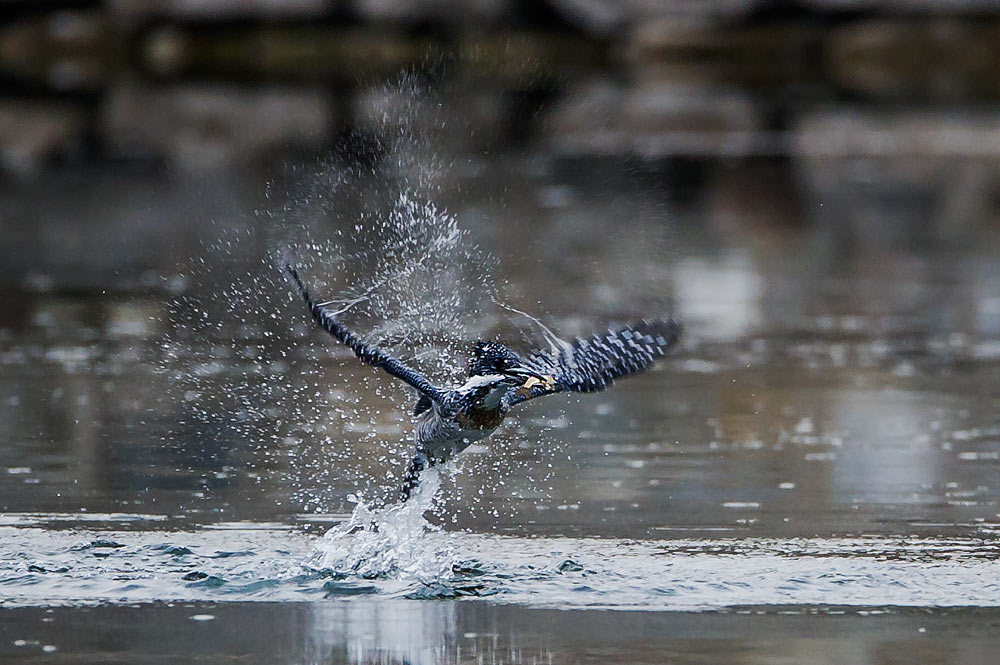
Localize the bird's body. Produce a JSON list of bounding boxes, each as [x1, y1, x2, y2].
[[412, 370, 548, 460], [417, 375, 507, 457], [286, 265, 681, 502]]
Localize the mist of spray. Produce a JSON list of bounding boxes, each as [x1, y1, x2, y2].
[[161, 75, 565, 534]]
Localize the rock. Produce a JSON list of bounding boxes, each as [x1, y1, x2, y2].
[[800, 0, 1000, 11], [0, 12, 112, 91], [544, 76, 764, 158], [99, 83, 334, 171], [140, 27, 430, 80], [455, 32, 607, 82], [826, 20, 1000, 99], [355, 0, 508, 25], [0, 102, 86, 176], [548, 0, 762, 36], [627, 19, 822, 86], [546, 0, 627, 35], [108, 0, 330, 27]]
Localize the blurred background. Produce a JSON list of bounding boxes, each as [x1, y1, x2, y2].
[[3, 1, 1000, 279], [1, 1, 999, 537]]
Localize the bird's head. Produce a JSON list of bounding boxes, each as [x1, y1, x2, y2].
[[468, 341, 546, 384]]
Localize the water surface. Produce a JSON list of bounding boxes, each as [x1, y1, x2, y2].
[[2, 157, 1000, 663]]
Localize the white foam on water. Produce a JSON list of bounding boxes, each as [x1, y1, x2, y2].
[[1, 521, 999, 610], [306, 469, 455, 583]]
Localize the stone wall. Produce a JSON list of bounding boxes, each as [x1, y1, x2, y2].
[[3, 2, 1000, 181]]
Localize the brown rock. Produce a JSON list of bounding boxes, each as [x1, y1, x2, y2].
[[0, 12, 114, 91], [549, 0, 762, 36], [0, 102, 86, 176], [355, 0, 508, 25], [100, 84, 334, 171], [627, 19, 822, 86], [545, 77, 765, 158], [826, 20, 1000, 99], [800, 0, 1000, 11], [141, 27, 430, 81], [108, 0, 331, 27]]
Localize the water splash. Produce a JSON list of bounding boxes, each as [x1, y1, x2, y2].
[[289, 187, 496, 383], [280, 183, 500, 513], [2, 519, 999, 609], [159, 77, 567, 543], [306, 469, 453, 582], [160, 78, 501, 518]]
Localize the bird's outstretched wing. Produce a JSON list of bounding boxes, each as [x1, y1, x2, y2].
[[286, 265, 444, 402], [506, 319, 682, 406]]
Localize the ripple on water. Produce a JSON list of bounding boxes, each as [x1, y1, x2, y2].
[[1, 514, 999, 610]]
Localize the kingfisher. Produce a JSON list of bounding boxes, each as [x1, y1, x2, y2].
[[287, 264, 681, 502]]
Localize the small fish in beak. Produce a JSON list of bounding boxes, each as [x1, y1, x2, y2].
[[504, 366, 556, 397], [520, 375, 556, 390]]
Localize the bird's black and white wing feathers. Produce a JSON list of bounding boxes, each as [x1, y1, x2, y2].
[[287, 265, 444, 402], [507, 319, 681, 405]]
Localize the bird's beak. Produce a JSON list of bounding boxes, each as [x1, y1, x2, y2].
[[503, 366, 556, 389], [502, 365, 546, 380]]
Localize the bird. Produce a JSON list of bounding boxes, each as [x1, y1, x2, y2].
[[286, 264, 681, 502]]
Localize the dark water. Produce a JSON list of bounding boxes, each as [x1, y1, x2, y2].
[[5, 602, 1000, 665], [2, 150, 1000, 662], [7, 601, 999, 665]]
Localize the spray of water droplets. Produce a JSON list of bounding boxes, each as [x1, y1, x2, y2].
[[305, 469, 451, 581], [160, 75, 568, 534], [280, 184, 501, 511]]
